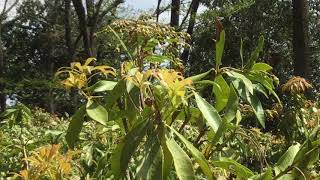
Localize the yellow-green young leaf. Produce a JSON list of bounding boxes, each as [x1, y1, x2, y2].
[[194, 91, 222, 132], [144, 55, 169, 63], [168, 126, 213, 180], [66, 106, 86, 149], [213, 157, 254, 178], [274, 143, 301, 175], [86, 100, 108, 126], [212, 75, 230, 112], [87, 80, 118, 93], [216, 30, 225, 70], [252, 63, 273, 72], [166, 136, 195, 180]]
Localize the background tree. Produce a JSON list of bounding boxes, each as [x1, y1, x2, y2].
[[292, 0, 310, 78]]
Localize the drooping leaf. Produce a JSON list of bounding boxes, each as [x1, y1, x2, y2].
[[65, 106, 86, 149], [194, 91, 222, 132], [213, 157, 254, 178], [215, 30, 225, 70], [274, 143, 300, 175], [226, 71, 254, 94], [232, 80, 265, 128], [87, 80, 118, 93], [111, 120, 149, 178], [212, 75, 230, 112], [168, 126, 213, 180], [166, 136, 195, 180], [252, 63, 273, 72], [86, 100, 108, 126]]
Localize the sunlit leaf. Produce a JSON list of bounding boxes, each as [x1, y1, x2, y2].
[[194, 92, 222, 132], [168, 126, 213, 180], [86, 100, 108, 126], [166, 136, 195, 180], [213, 157, 254, 178]]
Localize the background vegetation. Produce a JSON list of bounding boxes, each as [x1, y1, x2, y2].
[[0, 0, 320, 179]]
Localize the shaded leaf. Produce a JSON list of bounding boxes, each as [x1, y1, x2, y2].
[[65, 106, 86, 149]]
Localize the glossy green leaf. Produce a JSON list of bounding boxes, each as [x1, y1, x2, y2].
[[252, 63, 273, 72], [213, 157, 254, 178], [248, 93, 266, 128], [166, 136, 195, 180], [111, 120, 149, 178], [87, 80, 118, 93], [212, 75, 230, 112], [224, 84, 239, 122], [194, 91, 222, 132], [215, 30, 225, 70], [274, 143, 300, 175], [226, 71, 254, 94], [169, 126, 213, 180], [186, 69, 212, 82], [65, 106, 86, 149], [137, 133, 162, 180], [86, 100, 108, 126]]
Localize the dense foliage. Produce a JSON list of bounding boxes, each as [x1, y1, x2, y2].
[[1, 0, 320, 179]]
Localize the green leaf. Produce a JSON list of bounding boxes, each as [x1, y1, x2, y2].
[[246, 35, 264, 69], [186, 69, 212, 82], [166, 136, 195, 180], [111, 120, 149, 178], [213, 157, 254, 178], [248, 94, 266, 128], [212, 75, 230, 112], [224, 84, 239, 122], [194, 91, 222, 132], [232, 80, 265, 128], [65, 106, 86, 149], [87, 80, 118, 93], [137, 132, 162, 180], [249, 168, 272, 180], [215, 30, 225, 70], [168, 126, 213, 180], [86, 100, 108, 126], [274, 143, 301, 175], [252, 63, 273, 72], [144, 55, 170, 63], [226, 71, 254, 94]]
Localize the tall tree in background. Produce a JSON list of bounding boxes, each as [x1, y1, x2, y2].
[[170, 0, 180, 28], [0, 0, 18, 112], [71, 0, 123, 58], [292, 0, 309, 78], [181, 0, 201, 63]]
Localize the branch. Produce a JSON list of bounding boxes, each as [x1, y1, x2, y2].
[[3, 0, 19, 16]]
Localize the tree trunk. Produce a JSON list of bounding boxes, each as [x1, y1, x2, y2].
[[0, 23, 6, 112], [64, 0, 73, 60], [181, 0, 201, 63], [72, 0, 92, 58], [292, 0, 309, 78], [170, 0, 180, 28]]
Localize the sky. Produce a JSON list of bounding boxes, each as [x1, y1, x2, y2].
[[126, 0, 159, 10]]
